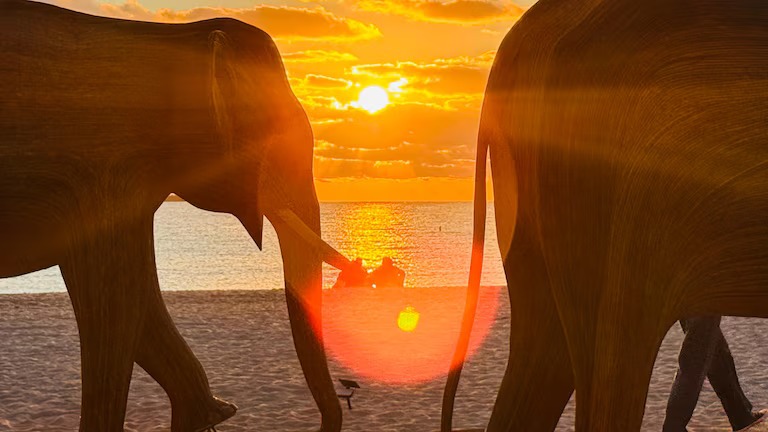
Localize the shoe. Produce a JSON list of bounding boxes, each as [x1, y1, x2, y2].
[[736, 409, 768, 432]]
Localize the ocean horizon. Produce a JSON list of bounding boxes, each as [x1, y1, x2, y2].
[[0, 201, 506, 295]]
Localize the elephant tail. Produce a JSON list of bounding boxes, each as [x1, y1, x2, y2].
[[440, 113, 489, 432]]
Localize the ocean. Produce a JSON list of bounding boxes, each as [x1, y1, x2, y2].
[[0, 202, 506, 294]]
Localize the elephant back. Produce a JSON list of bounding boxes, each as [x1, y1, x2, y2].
[[482, 0, 768, 316]]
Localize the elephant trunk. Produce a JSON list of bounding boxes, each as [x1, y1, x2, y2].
[[441, 125, 489, 432], [266, 202, 343, 432]]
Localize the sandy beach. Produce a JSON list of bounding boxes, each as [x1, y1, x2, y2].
[[0, 288, 767, 431]]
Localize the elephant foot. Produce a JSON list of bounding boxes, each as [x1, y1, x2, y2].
[[173, 396, 237, 432], [194, 397, 237, 432]]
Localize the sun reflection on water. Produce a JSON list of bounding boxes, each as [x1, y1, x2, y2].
[[331, 203, 415, 285], [319, 202, 505, 290]]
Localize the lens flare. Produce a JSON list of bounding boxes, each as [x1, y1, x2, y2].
[[321, 286, 501, 384], [397, 305, 420, 332]]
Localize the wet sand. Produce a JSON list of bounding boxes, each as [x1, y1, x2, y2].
[[0, 288, 766, 431]]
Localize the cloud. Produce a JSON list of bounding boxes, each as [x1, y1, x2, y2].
[[314, 157, 421, 180], [351, 54, 494, 95], [282, 51, 495, 180], [283, 50, 359, 63], [288, 51, 495, 154], [303, 51, 494, 114], [353, 0, 524, 24], [43, 0, 382, 41], [44, 0, 100, 13], [315, 103, 477, 152], [311, 103, 480, 179], [315, 155, 475, 179], [304, 74, 353, 89], [292, 51, 495, 118], [313, 176, 487, 202]]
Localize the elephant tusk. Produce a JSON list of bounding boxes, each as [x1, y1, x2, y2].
[[272, 209, 352, 272]]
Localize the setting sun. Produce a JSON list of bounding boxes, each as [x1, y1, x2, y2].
[[357, 85, 389, 113]]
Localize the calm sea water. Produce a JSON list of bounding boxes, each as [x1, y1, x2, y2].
[[0, 202, 506, 294]]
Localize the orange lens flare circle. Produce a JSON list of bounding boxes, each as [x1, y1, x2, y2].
[[320, 286, 501, 385]]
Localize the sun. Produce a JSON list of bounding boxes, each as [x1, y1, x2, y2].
[[357, 86, 389, 113]]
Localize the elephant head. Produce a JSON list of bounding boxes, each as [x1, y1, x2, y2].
[[169, 23, 342, 432]]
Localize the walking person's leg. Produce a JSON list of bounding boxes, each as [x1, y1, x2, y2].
[[706, 324, 762, 430], [663, 316, 722, 432]]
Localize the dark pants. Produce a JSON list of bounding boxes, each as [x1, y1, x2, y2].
[[663, 316, 755, 432]]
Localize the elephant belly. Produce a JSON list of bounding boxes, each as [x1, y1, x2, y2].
[[0, 161, 85, 278], [0, 196, 72, 278], [0, 228, 63, 278]]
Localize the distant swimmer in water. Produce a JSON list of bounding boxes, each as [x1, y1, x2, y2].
[[369, 257, 405, 289], [333, 258, 369, 289]]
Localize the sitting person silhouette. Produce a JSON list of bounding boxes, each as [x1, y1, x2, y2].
[[333, 258, 369, 289], [369, 257, 405, 289], [664, 316, 764, 432]]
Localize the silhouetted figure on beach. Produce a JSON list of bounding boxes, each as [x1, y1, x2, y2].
[[369, 257, 405, 289], [333, 258, 369, 289], [664, 316, 764, 432]]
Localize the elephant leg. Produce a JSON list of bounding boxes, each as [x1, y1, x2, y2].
[[488, 227, 573, 432], [60, 217, 155, 431], [134, 289, 236, 432], [571, 302, 669, 432], [284, 286, 342, 432]]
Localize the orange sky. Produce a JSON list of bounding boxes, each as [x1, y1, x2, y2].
[[47, 0, 533, 201]]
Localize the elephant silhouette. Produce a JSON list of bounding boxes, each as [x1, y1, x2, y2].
[[444, 1, 768, 431], [0, 1, 341, 431]]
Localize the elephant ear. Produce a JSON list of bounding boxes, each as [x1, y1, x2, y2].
[[209, 30, 236, 155], [209, 29, 264, 249]]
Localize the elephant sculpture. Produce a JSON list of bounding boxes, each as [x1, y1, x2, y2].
[[0, 1, 342, 430], [444, 1, 768, 431]]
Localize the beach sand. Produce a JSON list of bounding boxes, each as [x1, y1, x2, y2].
[[0, 288, 766, 431]]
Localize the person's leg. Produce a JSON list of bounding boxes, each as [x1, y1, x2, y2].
[[663, 316, 722, 432], [706, 325, 760, 430]]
